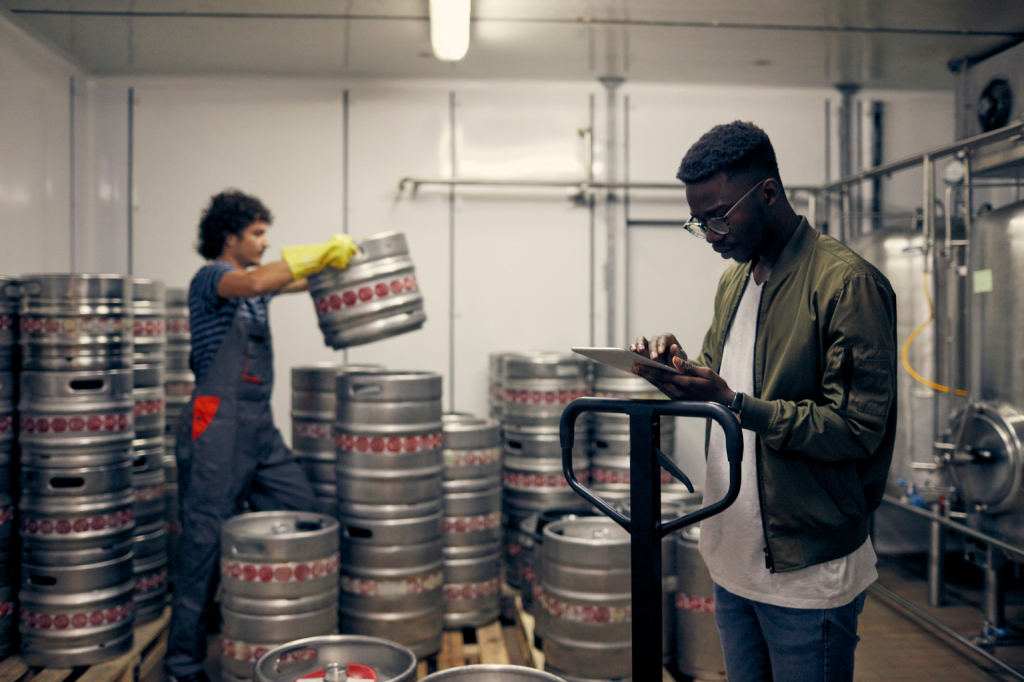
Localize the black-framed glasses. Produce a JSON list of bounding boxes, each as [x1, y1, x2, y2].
[[683, 178, 770, 239]]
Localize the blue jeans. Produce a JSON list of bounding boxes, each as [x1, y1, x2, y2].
[[713, 583, 867, 682]]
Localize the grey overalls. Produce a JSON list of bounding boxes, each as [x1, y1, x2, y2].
[[165, 304, 316, 678]]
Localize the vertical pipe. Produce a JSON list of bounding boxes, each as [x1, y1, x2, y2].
[[836, 84, 859, 244], [824, 99, 831, 236], [984, 545, 1005, 632], [927, 501, 945, 607], [69, 76, 76, 273], [629, 408, 661, 680], [600, 77, 624, 347], [623, 94, 631, 345], [589, 93, 596, 347], [871, 102, 884, 233], [342, 89, 350, 365], [448, 91, 457, 413], [127, 87, 134, 276], [963, 155, 977, 405]]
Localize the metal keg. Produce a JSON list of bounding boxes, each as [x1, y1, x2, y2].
[[0, 371, 13, 492], [443, 485, 501, 551], [18, 275, 133, 371], [20, 489, 135, 551], [252, 635, 418, 682], [443, 417, 502, 484], [163, 347, 194, 437], [536, 517, 631, 681], [488, 352, 514, 420], [503, 455, 590, 513], [501, 353, 591, 426], [133, 551, 169, 625], [502, 508, 538, 592], [592, 364, 668, 429], [22, 459, 133, 498], [308, 232, 426, 349], [422, 666, 567, 681], [133, 366, 166, 439], [165, 288, 190, 344], [18, 579, 135, 666], [335, 371, 443, 507], [338, 511, 444, 658], [675, 526, 725, 680], [19, 369, 134, 447], [0, 492, 12, 550], [525, 509, 600, 618], [133, 520, 167, 559], [0, 584, 14, 657], [292, 364, 383, 453], [132, 435, 164, 474], [221, 512, 340, 600], [0, 277, 18, 371], [131, 278, 166, 366], [132, 468, 166, 528], [442, 543, 501, 629]]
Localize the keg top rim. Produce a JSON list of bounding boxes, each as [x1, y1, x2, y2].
[[542, 516, 632, 544], [222, 510, 339, 537]]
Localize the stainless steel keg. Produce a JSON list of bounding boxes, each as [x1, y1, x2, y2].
[[0, 371, 13, 490], [443, 417, 502, 484], [443, 485, 501, 550], [502, 509, 538, 592], [133, 520, 167, 559], [502, 353, 591, 426], [132, 468, 166, 528], [308, 232, 426, 349], [292, 364, 384, 453], [165, 288, 190, 343], [20, 489, 135, 551], [133, 550, 169, 625], [536, 517, 631, 681], [164, 347, 194, 436], [132, 435, 164, 474], [0, 278, 18, 372], [0, 584, 14, 657], [132, 384, 166, 440], [252, 635, 418, 682], [19, 369, 135, 448], [132, 279, 166, 366], [22, 459, 133, 498], [18, 275, 133, 371], [0, 492, 12, 551], [221, 512, 340, 600], [442, 543, 501, 629], [422, 666, 567, 681], [675, 526, 725, 680], [335, 372, 443, 507], [502, 455, 590, 513]]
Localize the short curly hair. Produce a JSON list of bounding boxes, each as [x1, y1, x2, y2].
[[677, 121, 780, 185], [196, 190, 273, 260]]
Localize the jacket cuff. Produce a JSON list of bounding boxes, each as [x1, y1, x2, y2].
[[739, 394, 775, 436]]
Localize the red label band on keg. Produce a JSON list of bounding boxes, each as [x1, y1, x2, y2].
[[0, 315, 13, 331], [443, 512, 500, 534], [134, 399, 165, 416], [0, 506, 13, 528], [22, 601, 134, 630], [22, 509, 134, 536], [133, 319, 166, 337], [535, 586, 631, 624], [340, 570, 443, 596], [336, 432, 442, 453], [221, 553, 340, 583], [297, 665, 378, 681], [167, 319, 190, 334], [443, 577, 500, 602], [165, 521, 182, 535], [19, 412, 133, 434], [443, 447, 501, 468], [503, 388, 591, 405], [164, 382, 195, 397], [591, 468, 674, 486], [676, 593, 715, 613], [314, 276, 419, 316], [136, 485, 165, 502], [21, 316, 133, 336], [135, 569, 168, 594], [220, 635, 323, 664], [489, 385, 503, 402], [0, 415, 11, 432], [503, 471, 586, 489], [294, 423, 332, 441], [0, 602, 13, 617]]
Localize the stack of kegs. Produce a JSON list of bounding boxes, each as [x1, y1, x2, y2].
[[219, 512, 339, 682], [291, 364, 382, 518], [335, 371, 444, 658], [440, 414, 502, 629], [0, 277, 18, 657], [131, 279, 167, 622], [163, 287, 192, 574], [496, 353, 591, 597], [16, 274, 136, 665], [675, 525, 726, 680]]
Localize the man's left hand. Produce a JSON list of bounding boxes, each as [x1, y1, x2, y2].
[[633, 357, 734, 406]]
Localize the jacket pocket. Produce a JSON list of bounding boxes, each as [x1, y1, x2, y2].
[[192, 396, 221, 440], [827, 346, 893, 418]]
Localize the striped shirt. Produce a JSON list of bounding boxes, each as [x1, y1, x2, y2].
[[188, 262, 272, 383]]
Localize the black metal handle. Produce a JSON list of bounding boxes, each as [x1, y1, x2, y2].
[[559, 397, 743, 537]]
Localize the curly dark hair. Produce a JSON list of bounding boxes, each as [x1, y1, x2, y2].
[[677, 121, 781, 185], [196, 190, 274, 260]]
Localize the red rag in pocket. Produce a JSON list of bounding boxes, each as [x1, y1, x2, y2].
[[192, 396, 221, 441]]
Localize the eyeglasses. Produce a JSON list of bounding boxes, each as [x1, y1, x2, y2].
[[682, 178, 770, 239]]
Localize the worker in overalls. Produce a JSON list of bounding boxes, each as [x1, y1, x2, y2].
[[165, 189, 358, 682]]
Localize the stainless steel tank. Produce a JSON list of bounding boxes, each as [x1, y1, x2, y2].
[[308, 232, 426, 349], [252, 635, 418, 682]]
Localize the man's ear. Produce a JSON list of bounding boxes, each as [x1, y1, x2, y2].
[[763, 178, 781, 206]]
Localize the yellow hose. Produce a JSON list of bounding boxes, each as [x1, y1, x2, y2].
[[900, 272, 967, 396]]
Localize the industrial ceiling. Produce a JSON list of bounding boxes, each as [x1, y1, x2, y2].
[[3, 0, 1023, 89]]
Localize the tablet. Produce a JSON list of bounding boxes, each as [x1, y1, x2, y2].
[[571, 346, 682, 375]]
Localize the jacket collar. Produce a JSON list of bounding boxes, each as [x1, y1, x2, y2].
[[764, 216, 815, 285]]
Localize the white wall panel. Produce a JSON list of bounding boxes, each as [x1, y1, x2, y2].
[[0, 14, 75, 276], [129, 79, 345, 436]]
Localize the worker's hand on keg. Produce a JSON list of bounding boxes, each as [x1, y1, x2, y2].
[[630, 334, 684, 367], [280, 234, 359, 280], [633, 358, 734, 406]]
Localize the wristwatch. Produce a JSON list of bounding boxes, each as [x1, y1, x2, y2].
[[728, 391, 744, 414]]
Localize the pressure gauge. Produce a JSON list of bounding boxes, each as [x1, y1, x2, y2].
[[943, 159, 966, 185]]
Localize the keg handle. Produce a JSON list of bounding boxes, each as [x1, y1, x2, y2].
[[1, 281, 20, 298], [19, 280, 42, 297], [261, 643, 323, 680], [559, 397, 743, 538]]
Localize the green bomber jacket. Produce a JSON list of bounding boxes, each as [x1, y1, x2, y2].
[[691, 218, 897, 573]]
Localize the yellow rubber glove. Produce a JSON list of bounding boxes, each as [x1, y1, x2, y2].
[[280, 234, 359, 280]]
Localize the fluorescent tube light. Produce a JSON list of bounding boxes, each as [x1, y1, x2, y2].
[[430, 0, 471, 62]]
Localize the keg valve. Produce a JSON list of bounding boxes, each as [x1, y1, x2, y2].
[[323, 663, 349, 682]]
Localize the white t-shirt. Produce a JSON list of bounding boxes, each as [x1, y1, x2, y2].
[[698, 272, 877, 609]]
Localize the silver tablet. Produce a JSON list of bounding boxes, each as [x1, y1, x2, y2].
[[571, 346, 682, 375]]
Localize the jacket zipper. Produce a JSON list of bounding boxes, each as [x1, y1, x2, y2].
[[752, 281, 775, 573]]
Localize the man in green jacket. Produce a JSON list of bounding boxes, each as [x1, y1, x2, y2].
[[632, 121, 896, 682]]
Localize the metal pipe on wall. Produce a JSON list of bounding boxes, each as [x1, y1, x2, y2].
[[600, 76, 624, 347]]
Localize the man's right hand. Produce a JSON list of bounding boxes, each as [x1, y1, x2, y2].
[[631, 334, 685, 366]]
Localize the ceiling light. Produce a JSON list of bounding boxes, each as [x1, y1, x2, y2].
[[430, 0, 471, 62]]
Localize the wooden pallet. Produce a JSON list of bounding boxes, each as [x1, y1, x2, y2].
[[0, 607, 170, 682]]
